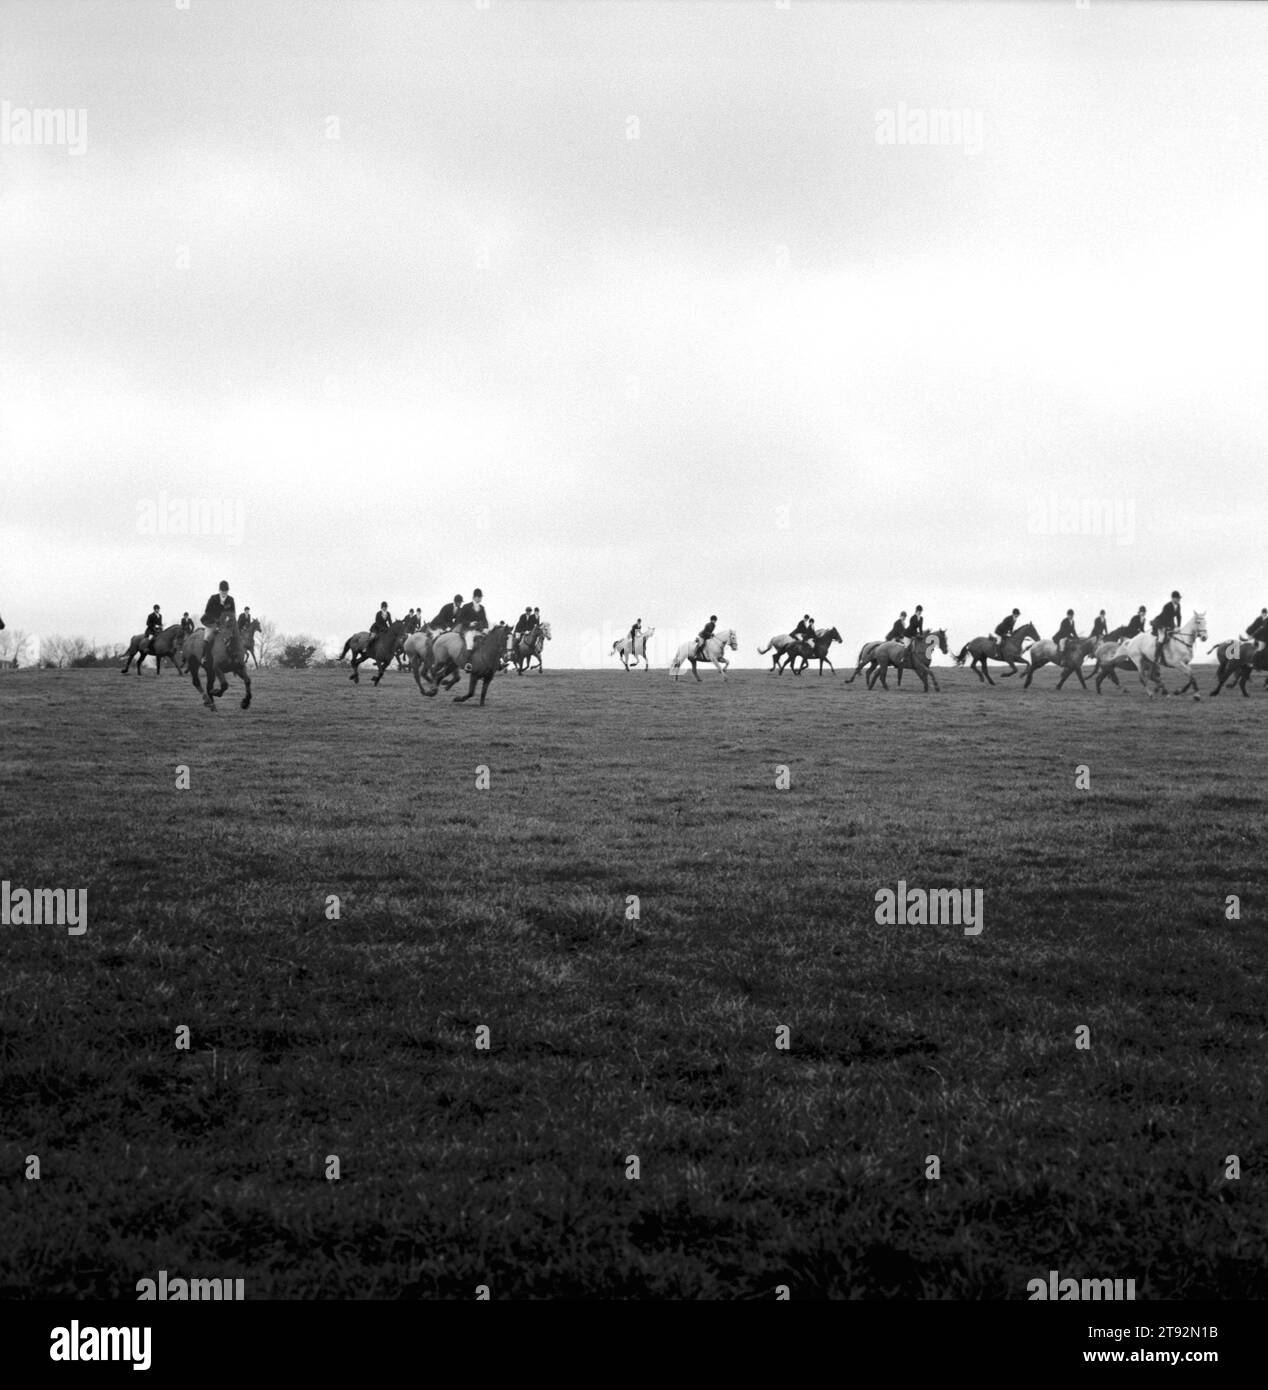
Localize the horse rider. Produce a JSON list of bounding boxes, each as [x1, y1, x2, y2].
[[628, 617, 643, 650], [144, 604, 163, 654], [430, 594, 462, 631], [514, 607, 533, 642], [1123, 606, 1147, 637], [1150, 591, 1181, 666], [370, 602, 392, 636], [1053, 609, 1079, 659], [993, 608, 1020, 653], [1244, 607, 1268, 654], [1090, 609, 1108, 641], [180, 611, 195, 636], [693, 615, 717, 661], [237, 605, 253, 634], [885, 611, 908, 642], [200, 581, 237, 679], [403, 608, 416, 634], [904, 606, 925, 643], [457, 589, 489, 647], [791, 614, 813, 643]]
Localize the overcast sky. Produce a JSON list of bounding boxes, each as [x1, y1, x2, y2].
[[2, 0, 1265, 666]]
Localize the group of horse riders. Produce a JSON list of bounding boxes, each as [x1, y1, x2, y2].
[[363, 592, 547, 658], [136, 586, 256, 658], [138, 598, 252, 654], [984, 592, 1265, 668]]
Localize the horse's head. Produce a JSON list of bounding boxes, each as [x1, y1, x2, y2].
[[726, 629, 738, 649], [1016, 622, 1040, 642], [933, 628, 948, 654], [1192, 611, 1207, 640], [540, 623, 551, 640], [825, 627, 842, 644]]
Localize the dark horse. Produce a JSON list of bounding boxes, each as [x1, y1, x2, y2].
[[187, 621, 252, 710], [782, 627, 844, 675], [952, 623, 1040, 684], [1209, 640, 1268, 698], [509, 622, 550, 674], [349, 621, 407, 685], [452, 625, 513, 706], [239, 617, 262, 669], [120, 624, 187, 676]]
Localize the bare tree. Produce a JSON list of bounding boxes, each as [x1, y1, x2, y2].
[[39, 635, 66, 668], [63, 635, 93, 666], [6, 629, 34, 667], [256, 617, 280, 666]]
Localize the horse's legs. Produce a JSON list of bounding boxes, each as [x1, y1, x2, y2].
[[454, 672, 478, 702], [479, 675, 493, 706], [1023, 661, 1037, 689], [240, 667, 251, 709]]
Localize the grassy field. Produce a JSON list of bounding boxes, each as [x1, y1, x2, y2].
[[1, 662, 1265, 1299]]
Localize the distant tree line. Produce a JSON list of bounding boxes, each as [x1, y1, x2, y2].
[[0, 625, 332, 670]]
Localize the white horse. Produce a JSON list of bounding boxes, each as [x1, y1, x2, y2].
[[612, 626, 655, 671], [670, 629, 738, 682], [1114, 612, 1207, 698]]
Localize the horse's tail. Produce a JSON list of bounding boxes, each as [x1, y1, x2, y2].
[[757, 639, 773, 654], [953, 644, 969, 665], [1207, 643, 1224, 655], [338, 639, 352, 661]]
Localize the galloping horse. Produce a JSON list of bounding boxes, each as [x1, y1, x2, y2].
[[421, 627, 510, 694], [952, 623, 1040, 684], [186, 620, 252, 710], [120, 624, 187, 676], [1113, 613, 1207, 698], [510, 622, 551, 674], [669, 629, 738, 682], [612, 627, 655, 672], [1022, 635, 1100, 690], [349, 620, 407, 685], [1209, 639, 1268, 698], [866, 630, 947, 692], [451, 625, 514, 706]]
